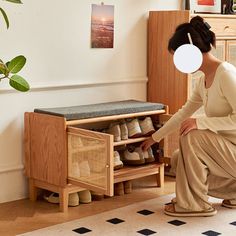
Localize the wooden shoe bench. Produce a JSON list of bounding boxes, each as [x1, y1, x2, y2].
[[24, 100, 170, 212]]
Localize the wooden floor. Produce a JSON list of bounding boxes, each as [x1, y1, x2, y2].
[[0, 176, 175, 236]]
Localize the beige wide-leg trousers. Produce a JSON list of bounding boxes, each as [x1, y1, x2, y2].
[[171, 130, 236, 212]]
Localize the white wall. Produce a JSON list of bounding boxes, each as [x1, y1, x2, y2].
[[0, 0, 181, 203]]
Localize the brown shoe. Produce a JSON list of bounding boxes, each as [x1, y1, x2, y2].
[[114, 182, 124, 196], [124, 180, 132, 194]]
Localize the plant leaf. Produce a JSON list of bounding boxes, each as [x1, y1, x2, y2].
[[5, 0, 22, 4], [9, 74, 30, 92], [0, 63, 6, 74], [0, 7, 9, 29], [0, 62, 9, 75], [8, 55, 26, 73]]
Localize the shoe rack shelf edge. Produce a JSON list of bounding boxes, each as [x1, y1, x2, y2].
[[24, 107, 168, 212]]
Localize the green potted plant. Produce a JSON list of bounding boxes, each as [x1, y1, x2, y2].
[[0, 0, 29, 92]]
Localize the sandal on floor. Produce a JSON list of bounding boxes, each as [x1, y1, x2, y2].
[[165, 197, 176, 205], [164, 202, 217, 217], [222, 199, 236, 209]]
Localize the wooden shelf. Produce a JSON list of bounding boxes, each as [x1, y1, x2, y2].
[[113, 137, 149, 147], [114, 162, 164, 183], [66, 109, 166, 126]]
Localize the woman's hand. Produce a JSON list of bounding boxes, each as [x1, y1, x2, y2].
[[180, 118, 197, 136], [140, 136, 156, 151]]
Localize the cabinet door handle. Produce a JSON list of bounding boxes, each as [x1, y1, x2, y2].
[[224, 26, 230, 30], [106, 165, 109, 168]]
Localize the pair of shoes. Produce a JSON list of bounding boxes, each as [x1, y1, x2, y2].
[[114, 151, 123, 170], [164, 202, 217, 217], [114, 181, 132, 195], [126, 117, 155, 138], [222, 199, 236, 209], [121, 146, 155, 165], [43, 192, 79, 206], [107, 121, 128, 142], [70, 160, 90, 179], [44, 190, 92, 206]]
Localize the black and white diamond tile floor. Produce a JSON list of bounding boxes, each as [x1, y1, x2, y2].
[[18, 194, 236, 236]]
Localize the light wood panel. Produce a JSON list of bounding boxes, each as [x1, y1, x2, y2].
[[24, 113, 31, 177], [114, 163, 164, 187], [29, 113, 67, 187], [148, 10, 190, 114]]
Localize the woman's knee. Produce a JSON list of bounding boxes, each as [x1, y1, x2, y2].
[[179, 130, 205, 146]]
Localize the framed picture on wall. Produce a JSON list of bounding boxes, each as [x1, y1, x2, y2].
[[91, 3, 115, 48], [187, 0, 221, 13]]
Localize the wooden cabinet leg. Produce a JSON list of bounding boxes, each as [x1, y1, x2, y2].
[[156, 164, 164, 188], [59, 188, 68, 213], [29, 179, 38, 201]]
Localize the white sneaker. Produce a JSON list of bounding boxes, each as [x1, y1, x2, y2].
[[107, 123, 121, 142], [126, 119, 142, 138], [114, 151, 123, 170], [143, 147, 155, 163], [139, 117, 155, 136], [120, 121, 128, 140], [79, 160, 90, 177], [122, 146, 145, 165]]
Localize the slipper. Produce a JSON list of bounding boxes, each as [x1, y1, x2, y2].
[[44, 192, 79, 207], [222, 199, 236, 209], [164, 197, 176, 205], [164, 202, 217, 217]]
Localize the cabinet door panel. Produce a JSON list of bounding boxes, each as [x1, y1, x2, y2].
[[211, 40, 226, 61], [226, 40, 236, 67], [67, 127, 113, 196]]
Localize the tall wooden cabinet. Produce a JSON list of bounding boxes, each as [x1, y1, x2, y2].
[[148, 11, 236, 159]]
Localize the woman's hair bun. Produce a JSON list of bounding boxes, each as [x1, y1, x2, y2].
[[190, 16, 214, 45]]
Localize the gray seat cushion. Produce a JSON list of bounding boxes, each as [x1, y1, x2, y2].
[[34, 100, 165, 121]]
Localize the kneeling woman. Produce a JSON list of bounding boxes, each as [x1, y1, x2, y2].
[[141, 15, 236, 217]]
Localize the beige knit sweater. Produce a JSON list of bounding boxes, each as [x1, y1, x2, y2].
[[152, 62, 236, 145]]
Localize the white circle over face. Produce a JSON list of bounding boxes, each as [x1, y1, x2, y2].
[[173, 44, 203, 73]]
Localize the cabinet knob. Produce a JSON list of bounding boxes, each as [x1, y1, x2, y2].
[[106, 165, 109, 168]]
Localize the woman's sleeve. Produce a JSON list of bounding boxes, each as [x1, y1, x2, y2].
[[152, 80, 203, 142], [196, 70, 236, 133]]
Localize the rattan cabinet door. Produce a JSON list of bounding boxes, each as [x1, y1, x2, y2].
[[67, 127, 113, 196], [226, 40, 236, 67]]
